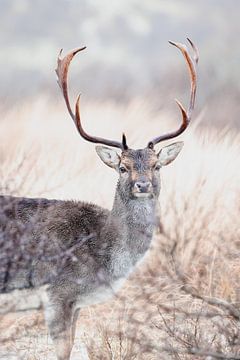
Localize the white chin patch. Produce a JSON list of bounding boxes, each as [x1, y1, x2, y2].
[[133, 193, 152, 198]]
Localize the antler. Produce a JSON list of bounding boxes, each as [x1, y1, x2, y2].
[[56, 47, 128, 150], [147, 38, 199, 149]]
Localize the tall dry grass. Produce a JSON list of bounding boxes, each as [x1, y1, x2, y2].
[[0, 95, 239, 359]]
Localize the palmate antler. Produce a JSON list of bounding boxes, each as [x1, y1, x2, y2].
[[147, 38, 199, 149], [56, 47, 128, 150], [56, 39, 198, 151]]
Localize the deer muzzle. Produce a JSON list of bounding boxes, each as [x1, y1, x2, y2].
[[133, 181, 153, 198]]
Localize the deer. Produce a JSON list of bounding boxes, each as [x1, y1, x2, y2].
[[0, 39, 198, 360]]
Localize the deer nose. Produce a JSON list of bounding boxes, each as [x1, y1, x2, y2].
[[134, 181, 152, 193]]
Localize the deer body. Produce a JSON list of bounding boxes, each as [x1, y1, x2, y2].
[[0, 39, 198, 360], [1, 152, 159, 296]]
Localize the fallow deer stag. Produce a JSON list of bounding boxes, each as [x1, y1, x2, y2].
[[0, 39, 198, 360]]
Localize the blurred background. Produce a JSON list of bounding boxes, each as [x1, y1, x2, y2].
[[0, 0, 240, 129]]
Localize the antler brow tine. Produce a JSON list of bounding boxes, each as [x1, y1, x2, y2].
[[56, 47, 127, 150], [147, 38, 198, 148]]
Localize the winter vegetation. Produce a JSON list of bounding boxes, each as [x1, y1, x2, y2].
[[0, 94, 239, 359]]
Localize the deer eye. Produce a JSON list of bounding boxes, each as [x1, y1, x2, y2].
[[154, 164, 161, 171], [119, 166, 128, 174]]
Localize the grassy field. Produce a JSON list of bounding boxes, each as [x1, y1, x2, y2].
[[0, 95, 240, 359]]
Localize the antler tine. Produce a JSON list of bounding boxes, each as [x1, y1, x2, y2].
[[56, 47, 127, 150], [187, 37, 199, 64], [75, 95, 128, 149], [56, 47, 86, 121], [147, 38, 198, 149]]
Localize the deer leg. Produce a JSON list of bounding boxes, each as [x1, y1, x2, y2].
[[43, 298, 75, 360], [53, 335, 72, 360], [71, 308, 80, 345]]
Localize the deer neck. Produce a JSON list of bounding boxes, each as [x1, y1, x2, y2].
[[109, 184, 157, 255], [99, 183, 158, 280]]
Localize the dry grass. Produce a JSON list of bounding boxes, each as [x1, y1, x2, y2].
[[0, 95, 239, 359]]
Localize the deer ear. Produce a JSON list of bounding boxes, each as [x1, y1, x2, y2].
[[157, 141, 184, 166], [95, 146, 120, 169]]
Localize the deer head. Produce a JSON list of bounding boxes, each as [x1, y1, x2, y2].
[[56, 39, 198, 200]]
